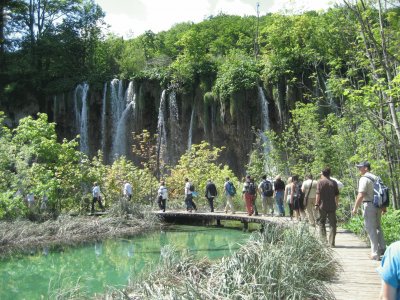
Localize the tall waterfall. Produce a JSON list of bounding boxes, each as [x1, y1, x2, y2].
[[258, 86, 270, 155], [100, 82, 108, 156], [112, 81, 136, 159], [188, 107, 195, 150], [168, 90, 181, 163], [74, 83, 90, 154], [156, 90, 168, 164]]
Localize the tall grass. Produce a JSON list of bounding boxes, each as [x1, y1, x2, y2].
[[103, 223, 340, 300]]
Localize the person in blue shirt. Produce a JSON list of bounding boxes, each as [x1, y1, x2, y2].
[[378, 241, 400, 300]]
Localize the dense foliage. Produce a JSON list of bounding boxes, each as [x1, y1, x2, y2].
[[2, 1, 400, 238]]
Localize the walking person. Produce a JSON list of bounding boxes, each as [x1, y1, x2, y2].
[[123, 181, 133, 201], [26, 192, 35, 209], [274, 175, 286, 217], [223, 177, 236, 214], [315, 167, 339, 247], [284, 177, 293, 219], [91, 182, 105, 213], [301, 174, 318, 226], [205, 179, 218, 212], [184, 178, 197, 212], [352, 161, 386, 260], [291, 175, 306, 221], [243, 175, 257, 216], [258, 175, 274, 216], [157, 180, 168, 212]]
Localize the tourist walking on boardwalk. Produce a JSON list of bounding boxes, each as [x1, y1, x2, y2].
[[284, 177, 293, 218], [274, 175, 286, 216], [352, 161, 386, 260], [258, 175, 274, 216], [184, 178, 197, 212], [91, 182, 105, 213], [205, 179, 218, 212], [243, 175, 257, 216], [223, 177, 236, 214], [315, 167, 339, 247], [291, 175, 306, 221], [301, 174, 318, 226], [378, 241, 400, 299], [157, 180, 168, 212], [26, 192, 35, 209], [123, 181, 133, 201]]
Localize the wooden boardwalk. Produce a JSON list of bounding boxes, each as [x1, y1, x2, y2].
[[328, 228, 381, 300], [155, 210, 382, 300]]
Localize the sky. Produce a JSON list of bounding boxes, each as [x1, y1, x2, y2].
[[95, 0, 336, 38]]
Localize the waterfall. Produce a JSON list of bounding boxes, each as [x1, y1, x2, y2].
[[110, 79, 125, 142], [156, 90, 168, 164], [168, 90, 181, 163], [188, 107, 195, 150], [111, 81, 136, 159], [100, 82, 108, 156], [258, 86, 270, 154], [74, 83, 90, 155]]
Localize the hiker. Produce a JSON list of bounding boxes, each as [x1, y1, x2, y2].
[[40, 193, 48, 211], [204, 179, 218, 212], [284, 177, 293, 219], [184, 178, 197, 212], [242, 175, 257, 216], [223, 177, 236, 214], [157, 180, 168, 212], [378, 241, 400, 299], [91, 182, 105, 213], [352, 161, 386, 260], [26, 192, 35, 208], [290, 175, 306, 221], [258, 175, 274, 216], [123, 181, 132, 201], [301, 174, 318, 226], [315, 167, 339, 247], [274, 175, 286, 217]]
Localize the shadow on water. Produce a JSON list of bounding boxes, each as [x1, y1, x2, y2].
[[0, 224, 250, 299]]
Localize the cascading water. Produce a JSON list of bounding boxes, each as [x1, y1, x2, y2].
[[258, 85, 271, 156], [188, 107, 195, 151], [168, 91, 181, 163], [100, 82, 108, 156], [156, 90, 168, 165], [74, 83, 90, 154], [110, 79, 125, 145], [112, 81, 136, 159]]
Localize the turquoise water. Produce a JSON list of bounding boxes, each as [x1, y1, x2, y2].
[[0, 225, 249, 299]]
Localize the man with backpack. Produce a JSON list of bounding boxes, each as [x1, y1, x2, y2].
[[223, 177, 236, 214], [205, 179, 218, 212], [242, 175, 257, 216], [352, 161, 386, 260], [258, 175, 274, 216]]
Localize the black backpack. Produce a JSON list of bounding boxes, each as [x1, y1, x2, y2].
[[189, 183, 195, 192], [294, 182, 305, 209], [262, 180, 273, 197], [246, 182, 257, 195]]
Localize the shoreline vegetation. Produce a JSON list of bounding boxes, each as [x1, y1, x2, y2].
[[0, 204, 160, 258], [104, 223, 340, 300]]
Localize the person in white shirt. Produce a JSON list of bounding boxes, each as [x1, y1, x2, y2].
[[123, 181, 133, 201], [91, 182, 105, 213], [301, 174, 318, 226], [184, 178, 197, 212], [27, 192, 35, 208], [157, 181, 168, 212]]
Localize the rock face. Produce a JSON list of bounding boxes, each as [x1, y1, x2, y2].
[[2, 77, 308, 176]]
